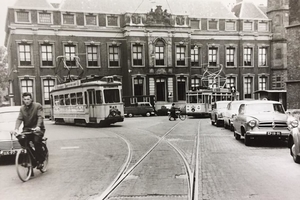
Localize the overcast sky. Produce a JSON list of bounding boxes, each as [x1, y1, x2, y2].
[[0, 0, 268, 46]]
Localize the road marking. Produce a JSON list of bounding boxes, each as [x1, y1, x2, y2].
[[60, 146, 80, 150]]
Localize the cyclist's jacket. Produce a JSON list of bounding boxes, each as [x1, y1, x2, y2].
[[15, 102, 45, 131]]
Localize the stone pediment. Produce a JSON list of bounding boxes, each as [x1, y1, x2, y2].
[[145, 6, 172, 26]]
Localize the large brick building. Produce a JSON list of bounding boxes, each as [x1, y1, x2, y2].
[[286, 0, 300, 109], [5, 0, 287, 116]]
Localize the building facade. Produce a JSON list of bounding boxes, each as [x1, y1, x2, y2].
[[286, 0, 300, 109], [5, 0, 277, 116]]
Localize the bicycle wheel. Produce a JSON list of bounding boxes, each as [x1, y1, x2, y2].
[[179, 113, 187, 121], [15, 149, 32, 182], [39, 144, 49, 173]]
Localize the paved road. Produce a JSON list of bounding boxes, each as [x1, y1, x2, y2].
[[0, 116, 300, 200]]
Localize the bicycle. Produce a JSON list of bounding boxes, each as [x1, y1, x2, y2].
[[168, 109, 187, 121], [14, 130, 49, 182]]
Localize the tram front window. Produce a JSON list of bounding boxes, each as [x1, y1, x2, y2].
[[188, 95, 198, 103], [104, 89, 120, 103]]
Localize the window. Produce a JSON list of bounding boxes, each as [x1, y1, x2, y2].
[[208, 47, 218, 66], [176, 46, 186, 66], [108, 45, 120, 67], [243, 21, 253, 31], [272, 75, 285, 89], [107, 15, 119, 26], [244, 76, 253, 99], [38, 12, 52, 24], [41, 44, 53, 66], [43, 79, 55, 105], [258, 76, 267, 90], [70, 93, 76, 105], [208, 19, 218, 30], [191, 20, 200, 29], [77, 92, 83, 104], [275, 48, 282, 59], [86, 15, 97, 25], [155, 41, 165, 66], [156, 78, 166, 101], [87, 45, 99, 67], [226, 21, 235, 31], [63, 13, 75, 25], [95, 90, 103, 104], [243, 47, 253, 66], [16, 11, 30, 23], [191, 78, 201, 90], [226, 77, 236, 89], [258, 22, 268, 32], [19, 44, 32, 66], [65, 45, 76, 66], [258, 47, 267, 66], [177, 77, 186, 101], [132, 44, 143, 66], [104, 89, 120, 103], [191, 46, 199, 67], [226, 47, 235, 67], [134, 77, 144, 95], [21, 79, 33, 95]]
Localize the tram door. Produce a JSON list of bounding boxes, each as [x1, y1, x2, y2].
[[87, 89, 96, 121]]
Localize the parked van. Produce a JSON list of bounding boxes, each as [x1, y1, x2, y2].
[[124, 102, 156, 117]]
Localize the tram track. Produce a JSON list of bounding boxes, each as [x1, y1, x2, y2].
[[94, 118, 201, 200]]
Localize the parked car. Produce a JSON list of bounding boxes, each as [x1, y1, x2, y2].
[[223, 100, 248, 131], [156, 104, 172, 116], [0, 106, 22, 159], [124, 102, 156, 117], [287, 110, 300, 163], [232, 100, 289, 146], [211, 101, 230, 127]]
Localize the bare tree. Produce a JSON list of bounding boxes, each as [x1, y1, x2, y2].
[[0, 46, 8, 90]]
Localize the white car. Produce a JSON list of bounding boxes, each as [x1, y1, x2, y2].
[[232, 100, 289, 146], [0, 106, 22, 158], [223, 100, 248, 131], [210, 101, 230, 127]]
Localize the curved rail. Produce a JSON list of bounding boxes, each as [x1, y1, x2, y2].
[[97, 119, 201, 200]]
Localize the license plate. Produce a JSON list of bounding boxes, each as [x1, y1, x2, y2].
[[1, 150, 18, 156], [266, 131, 281, 136]]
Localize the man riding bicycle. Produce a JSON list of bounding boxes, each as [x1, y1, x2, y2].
[[14, 92, 46, 170]]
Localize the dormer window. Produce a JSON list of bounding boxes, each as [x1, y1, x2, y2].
[[38, 12, 52, 24], [243, 21, 253, 31], [258, 21, 268, 32], [208, 19, 218, 30], [85, 14, 98, 26], [63, 13, 75, 25], [16, 10, 30, 23], [107, 15, 119, 27]]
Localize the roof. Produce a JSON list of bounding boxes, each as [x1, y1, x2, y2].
[[242, 100, 282, 105], [232, 1, 269, 20], [58, 0, 237, 19], [254, 90, 287, 93], [12, 0, 56, 10]]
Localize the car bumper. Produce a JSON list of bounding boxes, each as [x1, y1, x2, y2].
[[246, 129, 290, 137]]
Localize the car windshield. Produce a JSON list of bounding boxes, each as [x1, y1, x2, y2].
[[217, 102, 228, 109], [245, 103, 285, 114]]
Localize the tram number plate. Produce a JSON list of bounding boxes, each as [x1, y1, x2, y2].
[[266, 131, 281, 136]]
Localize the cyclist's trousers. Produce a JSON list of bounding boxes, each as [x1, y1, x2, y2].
[[18, 132, 45, 163]]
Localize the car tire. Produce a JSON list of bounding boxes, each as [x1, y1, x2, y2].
[[234, 130, 241, 140], [291, 144, 300, 164], [211, 120, 215, 125], [128, 113, 133, 117], [145, 112, 151, 117]]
